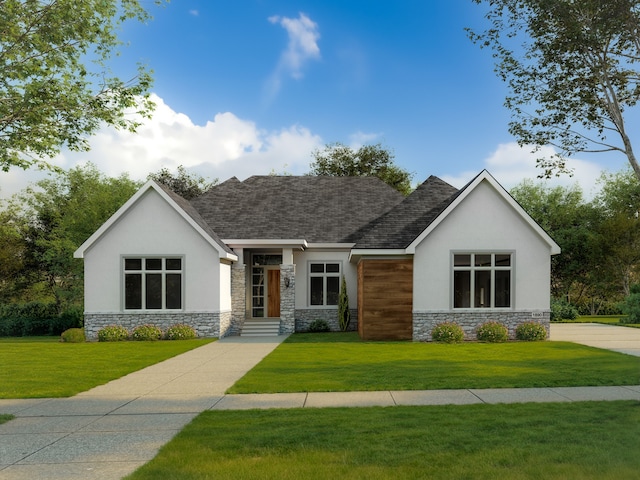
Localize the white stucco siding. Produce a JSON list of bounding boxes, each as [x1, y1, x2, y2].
[[293, 250, 357, 309], [83, 189, 226, 313], [413, 180, 552, 311]]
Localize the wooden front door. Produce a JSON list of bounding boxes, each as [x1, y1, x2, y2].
[[267, 269, 281, 317]]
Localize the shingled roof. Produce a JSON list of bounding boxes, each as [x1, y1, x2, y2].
[[190, 176, 405, 243], [351, 176, 460, 248]]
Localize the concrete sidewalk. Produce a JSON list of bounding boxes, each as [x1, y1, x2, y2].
[[1, 324, 639, 480]]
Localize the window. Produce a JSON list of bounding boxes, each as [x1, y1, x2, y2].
[[453, 253, 511, 308], [309, 262, 341, 306], [124, 257, 183, 310]]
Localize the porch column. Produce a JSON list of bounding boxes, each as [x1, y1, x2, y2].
[[279, 263, 296, 334], [230, 253, 247, 335]]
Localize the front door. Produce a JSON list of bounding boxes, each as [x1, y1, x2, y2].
[[251, 266, 280, 318], [268, 269, 281, 317]]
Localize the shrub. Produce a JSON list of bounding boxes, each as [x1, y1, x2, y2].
[[476, 321, 508, 343], [60, 328, 86, 343], [0, 302, 59, 336], [131, 324, 163, 341], [431, 322, 464, 343], [165, 323, 197, 340], [97, 325, 130, 342], [515, 321, 547, 341], [550, 298, 578, 321], [308, 319, 330, 332], [338, 275, 351, 331], [619, 284, 640, 324]]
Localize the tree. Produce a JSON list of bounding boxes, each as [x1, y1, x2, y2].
[[148, 165, 218, 200], [338, 275, 351, 331], [309, 142, 414, 195], [469, 0, 640, 180], [8, 164, 141, 308], [0, 0, 158, 172]]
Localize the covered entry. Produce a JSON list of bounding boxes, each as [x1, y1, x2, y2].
[[250, 254, 282, 318]]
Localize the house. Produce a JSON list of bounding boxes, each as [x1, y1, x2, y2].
[[74, 170, 560, 341]]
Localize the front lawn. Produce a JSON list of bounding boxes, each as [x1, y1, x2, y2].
[[126, 401, 640, 480], [0, 337, 214, 398], [228, 333, 640, 393]]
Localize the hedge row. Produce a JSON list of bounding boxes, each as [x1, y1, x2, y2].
[[0, 303, 83, 337]]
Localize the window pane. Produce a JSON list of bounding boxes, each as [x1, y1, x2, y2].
[[166, 258, 182, 270], [146, 258, 162, 270], [310, 264, 324, 273], [125, 274, 142, 309], [125, 258, 141, 270], [475, 271, 491, 307], [454, 254, 470, 267], [146, 274, 162, 309], [495, 254, 511, 267], [326, 263, 340, 273], [475, 254, 491, 267], [326, 276, 340, 305], [253, 308, 264, 317], [166, 274, 182, 309], [454, 271, 470, 308], [310, 277, 324, 305], [495, 271, 511, 307]]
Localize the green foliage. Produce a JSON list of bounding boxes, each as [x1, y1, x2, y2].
[[148, 165, 218, 200], [476, 321, 508, 343], [430, 322, 465, 343], [619, 284, 640, 324], [337, 275, 351, 331], [551, 299, 579, 321], [308, 319, 330, 332], [0, 302, 78, 336], [0, 0, 158, 172], [165, 323, 197, 340], [309, 142, 414, 195], [515, 322, 547, 341], [469, 0, 640, 180], [131, 324, 163, 341], [97, 325, 129, 342], [60, 328, 86, 343]]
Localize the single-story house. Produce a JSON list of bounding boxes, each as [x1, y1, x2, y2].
[[74, 170, 560, 341]]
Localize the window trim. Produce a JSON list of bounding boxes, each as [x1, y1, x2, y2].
[[122, 256, 184, 311], [451, 251, 514, 310], [307, 261, 342, 308]]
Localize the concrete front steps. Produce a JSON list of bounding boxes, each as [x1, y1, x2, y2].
[[241, 319, 281, 337]]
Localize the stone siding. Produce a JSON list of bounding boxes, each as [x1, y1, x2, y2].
[[84, 311, 231, 341], [280, 264, 296, 334], [230, 263, 247, 335], [295, 309, 358, 332], [413, 310, 550, 342]]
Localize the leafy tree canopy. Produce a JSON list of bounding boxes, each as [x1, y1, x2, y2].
[[469, 0, 640, 180], [309, 142, 414, 195], [148, 165, 218, 200], [0, 0, 159, 172]]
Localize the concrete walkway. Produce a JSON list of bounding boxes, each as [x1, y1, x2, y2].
[[549, 322, 640, 356], [1, 324, 639, 480]]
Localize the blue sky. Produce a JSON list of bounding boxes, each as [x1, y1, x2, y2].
[[2, 0, 631, 197]]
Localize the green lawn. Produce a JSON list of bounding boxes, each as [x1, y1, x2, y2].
[[0, 337, 214, 398], [571, 316, 640, 328], [228, 333, 640, 393], [126, 401, 640, 480], [0, 414, 13, 425]]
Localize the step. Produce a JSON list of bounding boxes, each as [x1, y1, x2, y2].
[[241, 320, 281, 337]]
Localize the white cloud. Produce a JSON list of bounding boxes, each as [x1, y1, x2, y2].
[[265, 13, 320, 101], [441, 142, 608, 198], [0, 94, 323, 198], [189, 10, 199, 16]]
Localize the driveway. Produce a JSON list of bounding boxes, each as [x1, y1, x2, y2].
[[550, 322, 640, 356]]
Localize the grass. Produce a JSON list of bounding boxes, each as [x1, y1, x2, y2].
[[126, 401, 640, 480], [571, 316, 640, 328], [0, 414, 13, 425], [0, 337, 214, 398], [227, 333, 640, 393]]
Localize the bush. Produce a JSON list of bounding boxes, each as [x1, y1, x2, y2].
[[431, 322, 464, 343], [0, 302, 59, 336], [97, 325, 130, 342], [60, 328, 86, 343], [619, 284, 640, 324], [131, 324, 163, 341], [476, 321, 508, 343], [165, 323, 197, 340], [308, 319, 330, 332], [550, 298, 578, 321], [515, 321, 547, 341]]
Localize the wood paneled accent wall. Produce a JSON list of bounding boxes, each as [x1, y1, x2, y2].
[[357, 259, 413, 340]]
